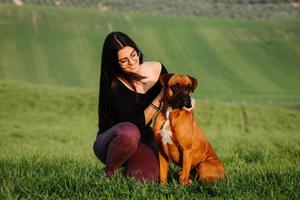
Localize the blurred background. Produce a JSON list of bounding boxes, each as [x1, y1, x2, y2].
[[0, 0, 299, 103]]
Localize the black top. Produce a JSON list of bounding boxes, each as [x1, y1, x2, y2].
[[109, 64, 168, 142]]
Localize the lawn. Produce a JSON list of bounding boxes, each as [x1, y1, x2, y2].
[[0, 81, 299, 199]]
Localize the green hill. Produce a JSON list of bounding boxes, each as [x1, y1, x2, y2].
[[0, 5, 300, 106]]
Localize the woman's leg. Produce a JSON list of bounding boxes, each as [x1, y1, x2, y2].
[[93, 122, 140, 175], [124, 142, 159, 182]]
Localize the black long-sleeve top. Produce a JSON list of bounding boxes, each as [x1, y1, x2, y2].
[[109, 64, 168, 142]]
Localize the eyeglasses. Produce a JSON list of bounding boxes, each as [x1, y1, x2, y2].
[[118, 50, 140, 68]]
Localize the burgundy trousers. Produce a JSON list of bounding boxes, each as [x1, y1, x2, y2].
[[93, 122, 159, 182]]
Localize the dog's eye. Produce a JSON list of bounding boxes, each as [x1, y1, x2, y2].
[[187, 84, 193, 91], [171, 84, 180, 91]]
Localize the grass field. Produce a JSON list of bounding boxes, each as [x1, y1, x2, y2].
[[0, 81, 299, 199], [0, 4, 299, 200]]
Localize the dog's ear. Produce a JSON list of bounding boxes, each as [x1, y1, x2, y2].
[[160, 73, 174, 86], [188, 75, 198, 92]]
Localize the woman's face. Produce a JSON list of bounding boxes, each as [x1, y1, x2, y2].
[[117, 46, 140, 73]]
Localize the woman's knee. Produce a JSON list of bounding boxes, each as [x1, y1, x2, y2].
[[114, 122, 141, 146]]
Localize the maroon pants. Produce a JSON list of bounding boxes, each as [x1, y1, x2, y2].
[[93, 122, 159, 182]]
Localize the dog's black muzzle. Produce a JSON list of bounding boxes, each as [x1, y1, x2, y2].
[[172, 91, 192, 109]]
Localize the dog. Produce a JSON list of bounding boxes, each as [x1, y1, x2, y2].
[[153, 74, 225, 185]]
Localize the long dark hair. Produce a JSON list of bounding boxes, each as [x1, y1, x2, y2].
[[98, 31, 144, 132]]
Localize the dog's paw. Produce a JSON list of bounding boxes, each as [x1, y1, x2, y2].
[[178, 170, 193, 185], [180, 178, 193, 185]]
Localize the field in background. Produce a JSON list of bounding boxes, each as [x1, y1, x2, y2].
[[0, 4, 299, 200], [0, 5, 300, 106]]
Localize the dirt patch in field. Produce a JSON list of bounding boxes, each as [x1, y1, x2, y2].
[[13, 0, 23, 6], [54, 0, 62, 6], [291, 2, 300, 9], [97, 2, 110, 11]]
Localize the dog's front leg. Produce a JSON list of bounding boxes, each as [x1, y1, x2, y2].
[[159, 151, 169, 185], [180, 149, 193, 185]]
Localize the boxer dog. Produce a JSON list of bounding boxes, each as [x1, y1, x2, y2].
[[153, 74, 225, 185]]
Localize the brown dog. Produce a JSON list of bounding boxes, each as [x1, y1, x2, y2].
[[153, 74, 225, 185]]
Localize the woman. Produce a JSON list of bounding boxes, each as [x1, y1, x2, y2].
[[93, 31, 168, 182]]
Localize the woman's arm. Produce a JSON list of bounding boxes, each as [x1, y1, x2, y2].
[[144, 88, 163, 124], [144, 63, 168, 123]]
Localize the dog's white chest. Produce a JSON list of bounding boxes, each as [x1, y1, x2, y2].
[[159, 107, 173, 145]]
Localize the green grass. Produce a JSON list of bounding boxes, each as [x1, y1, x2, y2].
[[0, 81, 299, 199]]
